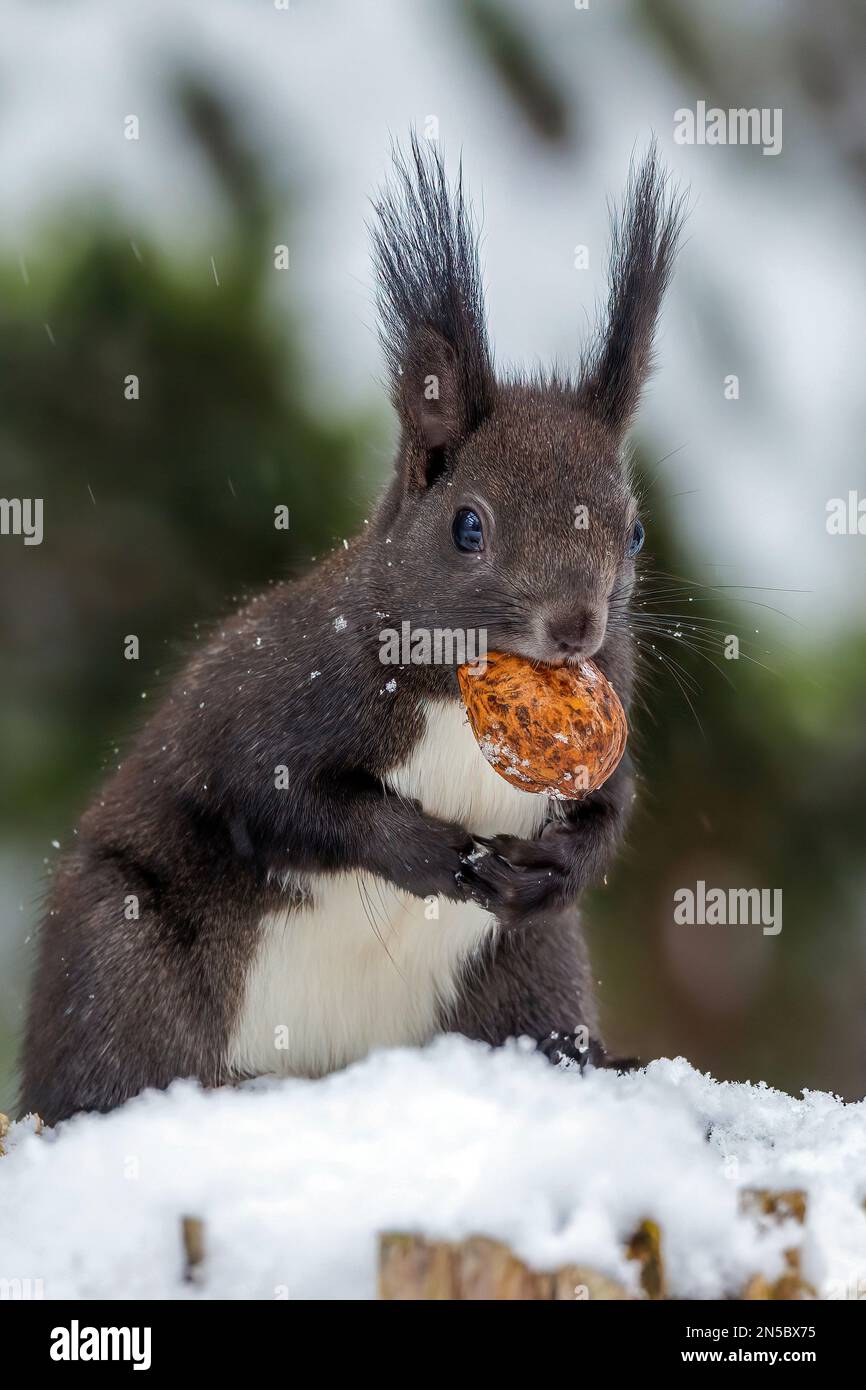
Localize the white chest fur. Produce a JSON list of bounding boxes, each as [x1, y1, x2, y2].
[[225, 698, 546, 1080]]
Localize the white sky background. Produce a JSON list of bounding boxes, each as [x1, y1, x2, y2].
[[0, 0, 864, 638]]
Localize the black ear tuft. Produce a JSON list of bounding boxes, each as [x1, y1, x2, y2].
[[371, 134, 495, 483], [577, 143, 685, 433]]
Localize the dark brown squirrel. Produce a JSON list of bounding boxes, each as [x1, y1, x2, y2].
[[19, 136, 683, 1125]]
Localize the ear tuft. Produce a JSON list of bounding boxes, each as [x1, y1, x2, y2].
[[578, 142, 685, 432], [371, 134, 495, 482]]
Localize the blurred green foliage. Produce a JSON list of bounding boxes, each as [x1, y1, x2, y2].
[[0, 80, 377, 838], [3, 8, 866, 1116], [0, 229, 370, 831], [456, 0, 571, 145]]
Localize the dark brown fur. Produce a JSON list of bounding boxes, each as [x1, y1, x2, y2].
[[20, 137, 682, 1124]]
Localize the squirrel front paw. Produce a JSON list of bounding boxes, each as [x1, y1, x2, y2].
[[459, 827, 581, 924], [392, 819, 481, 903], [460, 812, 619, 925]]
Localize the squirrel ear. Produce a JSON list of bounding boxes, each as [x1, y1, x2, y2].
[[372, 135, 495, 488], [400, 325, 473, 454], [577, 144, 685, 433]]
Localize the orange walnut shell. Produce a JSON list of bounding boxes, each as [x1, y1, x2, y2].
[[458, 651, 627, 800]]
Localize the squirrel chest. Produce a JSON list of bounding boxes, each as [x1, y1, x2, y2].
[[225, 698, 547, 1079]]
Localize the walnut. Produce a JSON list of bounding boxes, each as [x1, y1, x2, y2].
[[458, 652, 627, 799]]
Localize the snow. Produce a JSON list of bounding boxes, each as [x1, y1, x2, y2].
[[1, 1038, 864, 1300]]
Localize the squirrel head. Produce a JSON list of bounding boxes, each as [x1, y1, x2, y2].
[[369, 134, 684, 674]]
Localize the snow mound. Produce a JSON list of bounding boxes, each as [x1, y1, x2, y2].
[[2, 1037, 865, 1300]]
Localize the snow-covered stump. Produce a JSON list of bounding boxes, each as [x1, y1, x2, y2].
[[378, 1233, 633, 1299], [377, 1207, 813, 1301], [1, 1040, 865, 1300], [739, 1190, 815, 1300]]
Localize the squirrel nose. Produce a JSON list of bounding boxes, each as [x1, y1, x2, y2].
[[546, 606, 605, 659]]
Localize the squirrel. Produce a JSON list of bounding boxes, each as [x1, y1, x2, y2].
[[19, 136, 682, 1125]]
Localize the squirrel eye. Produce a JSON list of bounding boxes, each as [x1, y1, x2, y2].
[[452, 507, 485, 553], [627, 519, 645, 557]]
